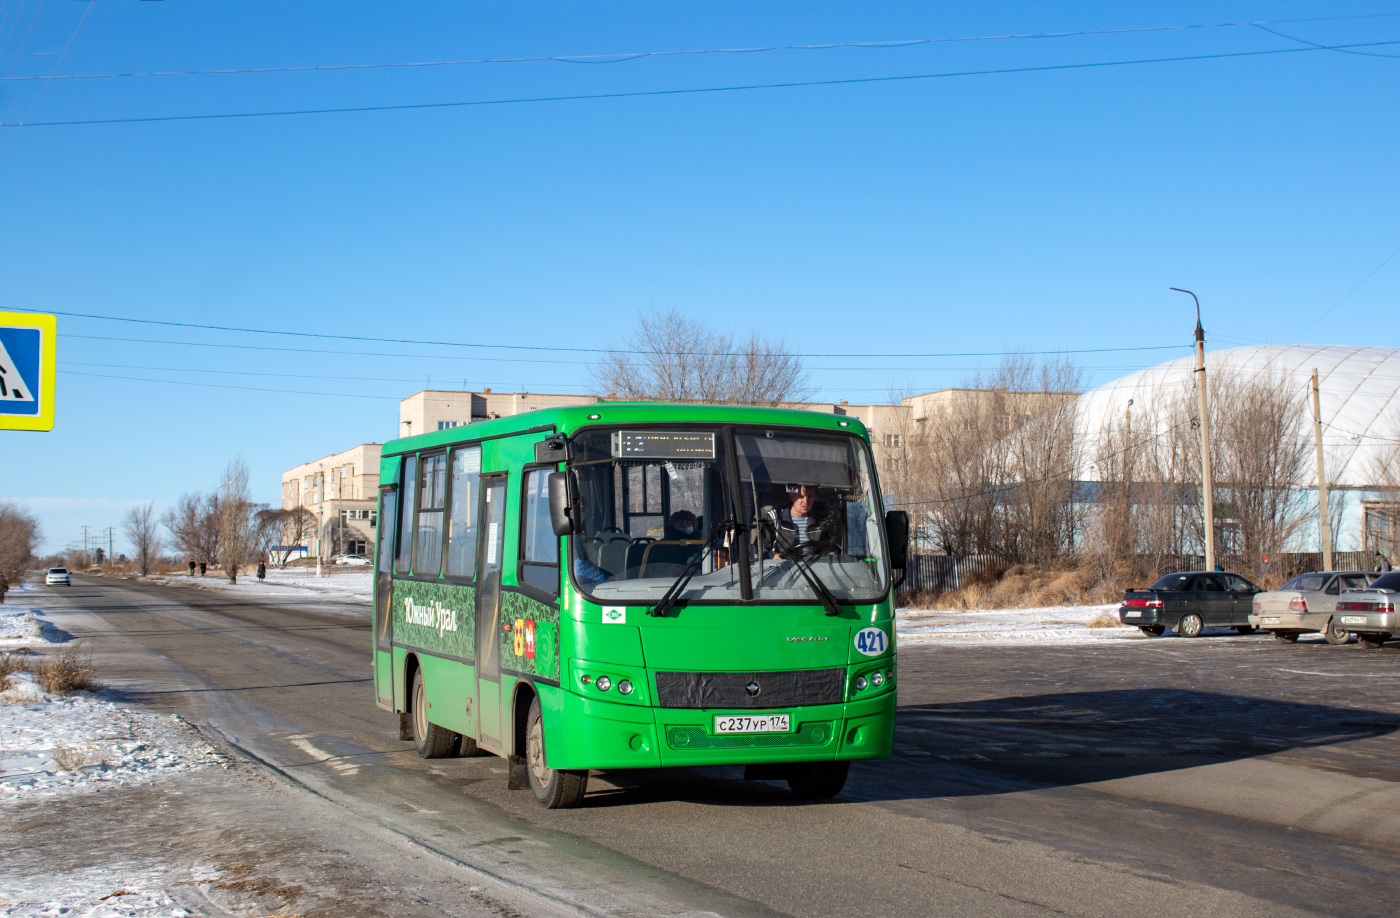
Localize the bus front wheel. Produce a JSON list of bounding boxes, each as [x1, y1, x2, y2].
[[411, 669, 459, 759], [526, 697, 588, 809], [787, 761, 849, 800]]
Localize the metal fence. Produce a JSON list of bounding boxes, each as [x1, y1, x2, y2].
[[898, 554, 1007, 596], [895, 549, 1388, 598]]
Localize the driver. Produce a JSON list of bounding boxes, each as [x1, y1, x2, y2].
[[765, 485, 838, 559]]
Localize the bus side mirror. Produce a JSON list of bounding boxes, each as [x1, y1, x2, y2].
[[548, 472, 576, 536], [884, 510, 909, 569]]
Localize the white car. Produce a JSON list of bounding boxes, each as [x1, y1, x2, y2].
[[335, 555, 372, 567], [45, 567, 71, 585]]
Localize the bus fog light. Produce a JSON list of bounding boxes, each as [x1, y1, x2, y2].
[[618, 679, 633, 695], [871, 672, 884, 686], [854, 676, 868, 691], [596, 676, 612, 692], [580, 675, 592, 685]]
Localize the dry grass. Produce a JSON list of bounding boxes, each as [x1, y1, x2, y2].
[[52, 740, 106, 771], [1085, 613, 1123, 629], [35, 644, 100, 696], [904, 562, 1162, 611], [0, 651, 30, 693]]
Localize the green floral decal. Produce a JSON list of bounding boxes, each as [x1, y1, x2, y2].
[[390, 579, 476, 660], [499, 590, 561, 681]]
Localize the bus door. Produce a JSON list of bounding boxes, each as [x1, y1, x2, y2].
[[373, 482, 398, 708], [475, 475, 508, 751]]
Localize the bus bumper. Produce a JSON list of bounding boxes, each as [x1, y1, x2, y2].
[[542, 687, 896, 771]]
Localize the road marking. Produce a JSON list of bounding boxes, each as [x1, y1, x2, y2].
[[285, 733, 360, 774]]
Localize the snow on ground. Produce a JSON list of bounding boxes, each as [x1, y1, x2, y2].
[[0, 607, 70, 650], [1, 865, 205, 918], [0, 672, 227, 803], [896, 603, 1252, 645], [141, 567, 371, 605]]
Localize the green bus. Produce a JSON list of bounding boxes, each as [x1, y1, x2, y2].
[[372, 402, 908, 808]]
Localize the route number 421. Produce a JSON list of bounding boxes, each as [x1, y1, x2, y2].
[[854, 627, 888, 657]]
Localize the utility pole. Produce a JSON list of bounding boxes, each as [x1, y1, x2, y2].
[[1173, 288, 1215, 572], [1311, 368, 1334, 571], [316, 462, 324, 578], [82, 525, 91, 565]]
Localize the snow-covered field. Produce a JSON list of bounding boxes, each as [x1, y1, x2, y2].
[[0, 671, 226, 803], [1, 864, 207, 918], [896, 603, 1142, 646], [143, 567, 371, 605]]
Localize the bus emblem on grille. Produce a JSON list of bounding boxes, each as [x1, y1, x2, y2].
[[745, 680, 762, 698]]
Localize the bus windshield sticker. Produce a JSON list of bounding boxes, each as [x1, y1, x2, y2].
[[602, 606, 626, 624], [854, 627, 888, 656], [487, 522, 498, 564], [611, 431, 716, 460]]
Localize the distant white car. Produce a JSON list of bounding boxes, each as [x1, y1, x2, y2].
[[335, 555, 372, 567], [45, 567, 71, 585]]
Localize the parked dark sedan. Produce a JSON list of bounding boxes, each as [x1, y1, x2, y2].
[[1118, 571, 1264, 637]]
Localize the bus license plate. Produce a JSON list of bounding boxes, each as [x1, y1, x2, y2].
[[715, 714, 790, 734], [1342, 616, 1368, 625]]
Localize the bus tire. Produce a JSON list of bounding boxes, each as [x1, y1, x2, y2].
[[526, 697, 588, 808], [787, 760, 849, 800], [411, 669, 459, 759]]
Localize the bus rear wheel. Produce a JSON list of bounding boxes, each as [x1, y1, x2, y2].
[[787, 761, 849, 800], [526, 697, 588, 809], [411, 669, 459, 759]]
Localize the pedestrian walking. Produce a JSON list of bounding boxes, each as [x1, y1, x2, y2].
[[256, 561, 266, 582], [188, 559, 196, 577], [0, 572, 8, 604], [199, 561, 206, 576]]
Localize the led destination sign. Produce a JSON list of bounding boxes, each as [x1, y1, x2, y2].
[[611, 430, 716, 460]]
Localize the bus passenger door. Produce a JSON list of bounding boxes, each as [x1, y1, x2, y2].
[[475, 476, 508, 751], [373, 482, 398, 709]]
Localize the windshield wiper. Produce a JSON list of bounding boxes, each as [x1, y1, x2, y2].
[[649, 520, 735, 618], [762, 509, 844, 617]]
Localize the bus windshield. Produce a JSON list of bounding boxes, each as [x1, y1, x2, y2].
[[568, 426, 888, 604]]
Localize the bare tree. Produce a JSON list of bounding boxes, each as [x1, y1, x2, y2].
[[218, 457, 257, 584], [122, 502, 162, 577], [252, 507, 284, 566], [591, 309, 810, 405], [889, 356, 1080, 564], [163, 492, 223, 569], [0, 501, 41, 584]]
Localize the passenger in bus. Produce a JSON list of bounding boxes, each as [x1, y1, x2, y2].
[[665, 510, 699, 540], [574, 554, 611, 587], [764, 485, 839, 559]]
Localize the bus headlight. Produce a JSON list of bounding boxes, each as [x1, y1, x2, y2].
[[596, 676, 612, 692], [618, 679, 633, 695], [871, 672, 884, 687], [854, 676, 868, 691]]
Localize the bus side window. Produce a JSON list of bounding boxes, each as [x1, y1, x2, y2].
[[414, 452, 447, 576], [446, 446, 481, 578], [395, 455, 417, 574], [519, 469, 560, 595]]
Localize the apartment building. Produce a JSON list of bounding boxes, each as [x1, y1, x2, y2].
[[282, 443, 382, 559], [398, 389, 596, 439]]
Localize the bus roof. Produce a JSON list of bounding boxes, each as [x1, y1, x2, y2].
[[382, 402, 871, 456]]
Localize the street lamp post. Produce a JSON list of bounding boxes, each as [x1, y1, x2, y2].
[[1172, 288, 1215, 572]]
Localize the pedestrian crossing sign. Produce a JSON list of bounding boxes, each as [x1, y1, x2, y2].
[[0, 311, 56, 431]]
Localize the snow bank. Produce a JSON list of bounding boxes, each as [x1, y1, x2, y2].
[[0, 608, 69, 649], [0, 673, 226, 802], [895, 603, 1252, 646]]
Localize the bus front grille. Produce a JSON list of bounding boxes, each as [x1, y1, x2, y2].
[[665, 721, 835, 750], [655, 669, 844, 709]]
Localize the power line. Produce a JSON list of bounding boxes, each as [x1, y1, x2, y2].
[[5, 38, 1400, 130], [4, 12, 1393, 82], [1293, 240, 1400, 341], [59, 369, 402, 400], [36, 310, 1190, 358]]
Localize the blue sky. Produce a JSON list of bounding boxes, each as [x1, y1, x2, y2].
[[2, 1, 1398, 554]]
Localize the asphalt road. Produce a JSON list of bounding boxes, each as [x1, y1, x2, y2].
[[37, 575, 1400, 917]]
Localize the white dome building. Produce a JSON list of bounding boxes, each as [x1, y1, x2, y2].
[[1076, 345, 1400, 554]]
